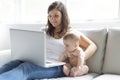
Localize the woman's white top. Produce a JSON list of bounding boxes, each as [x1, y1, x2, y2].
[[46, 29, 82, 60], [46, 35, 65, 60]]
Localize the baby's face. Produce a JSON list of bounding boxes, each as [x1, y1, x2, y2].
[[63, 40, 76, 52]]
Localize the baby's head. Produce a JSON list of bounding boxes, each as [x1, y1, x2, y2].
[[63, 33, 80, 52]]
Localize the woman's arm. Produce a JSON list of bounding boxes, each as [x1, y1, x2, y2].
[[80, 33, 97, 61], [77, 51, 84, 69]]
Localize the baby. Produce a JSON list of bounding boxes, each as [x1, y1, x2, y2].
[[59, 33, 89, 77]]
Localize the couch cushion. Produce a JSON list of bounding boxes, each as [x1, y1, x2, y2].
[[78, 28, 107, 74], [0, 49, 11, 67], [93, 74, 120, 80], [103, 28, 120, 74], [35, 73, 99, 80]]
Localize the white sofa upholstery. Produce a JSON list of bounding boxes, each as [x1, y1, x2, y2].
[[1, 24, 120, 80], [0, 49, 11, 67]]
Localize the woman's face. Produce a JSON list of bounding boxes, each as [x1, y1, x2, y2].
[[48, 9, 62, 28]]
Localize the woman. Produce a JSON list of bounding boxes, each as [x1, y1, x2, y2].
[[0, 1, 97, 80]]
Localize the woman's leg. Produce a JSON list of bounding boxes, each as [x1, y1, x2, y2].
[[0, 60, 24, 74], [26, 63, 66, 80], [0, 62, 65, 80], [0, 62, 32, 80]]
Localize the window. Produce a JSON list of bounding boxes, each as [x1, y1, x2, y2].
[[67, 0, 119, 23], [0, 0, 15, 23], [0, 0, 119, 24], [21, 0, 66, 24]]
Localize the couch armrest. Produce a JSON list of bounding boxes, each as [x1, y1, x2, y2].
[[0, 49, 11, 67]]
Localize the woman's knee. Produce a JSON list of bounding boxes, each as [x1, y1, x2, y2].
[[0, 60, 24, 74]]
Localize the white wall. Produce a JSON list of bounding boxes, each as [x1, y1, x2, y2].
[[0, 24, 10, 50]]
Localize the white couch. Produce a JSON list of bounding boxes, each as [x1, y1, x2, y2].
[[1, 24, 120, 80]]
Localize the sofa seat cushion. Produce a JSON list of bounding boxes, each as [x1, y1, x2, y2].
[[93, 74, 120, 80], [35, 73, 99, 80], [103, 28, 120, 74]]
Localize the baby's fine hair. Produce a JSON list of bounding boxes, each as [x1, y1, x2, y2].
[[63, 33, 80, 43]]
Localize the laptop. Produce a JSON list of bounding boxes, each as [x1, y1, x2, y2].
[[10, 28, 65, 68]]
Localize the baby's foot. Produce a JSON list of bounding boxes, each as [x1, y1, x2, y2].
[[63, 65, 70, 76], [70, 68, 78, 77]]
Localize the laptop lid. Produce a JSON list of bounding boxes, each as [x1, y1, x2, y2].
[[10, 28, 46, 67], [10, 28, 65, 68]]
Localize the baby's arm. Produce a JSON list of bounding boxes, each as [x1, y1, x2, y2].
[[74, 48, 85, 69], [59, 50, 68, 62], [78, 48, 85, 67]]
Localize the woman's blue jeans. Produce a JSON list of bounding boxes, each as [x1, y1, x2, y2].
[[0, 60, 65, 80]]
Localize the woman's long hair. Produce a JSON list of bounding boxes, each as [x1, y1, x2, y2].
[[46, 1, 70, 38]]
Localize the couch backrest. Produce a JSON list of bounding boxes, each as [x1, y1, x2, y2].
[[78, 28, 107, 74], [102, 28, 120, 74], [0, 24, 108, 74]]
